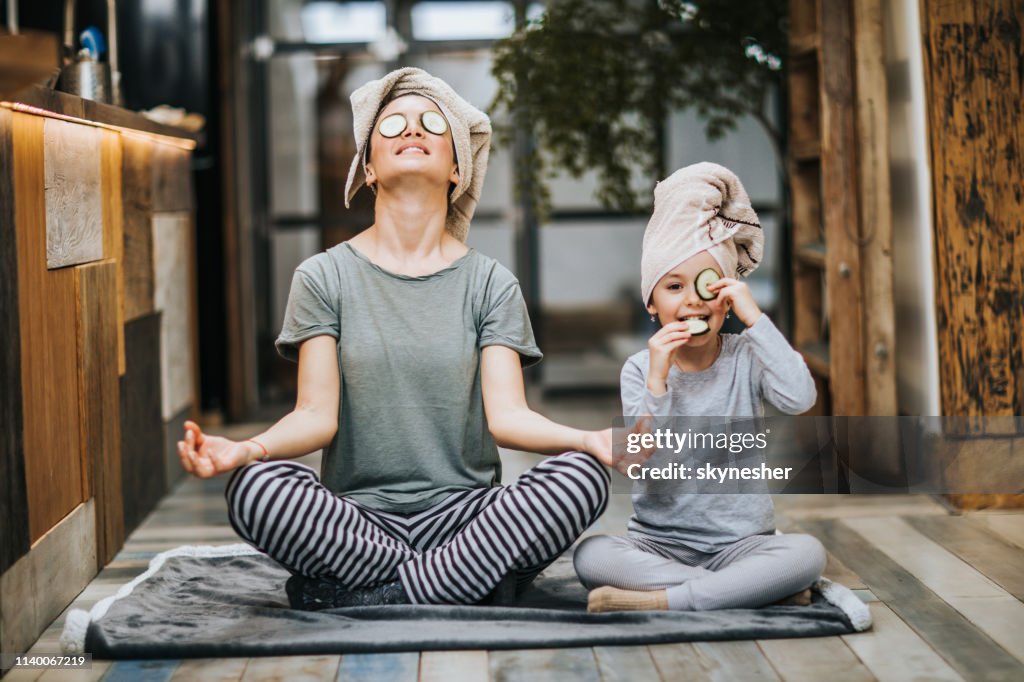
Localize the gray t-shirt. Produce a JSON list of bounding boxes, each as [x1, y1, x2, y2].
[[276, 243, 542, 513], [621, 314, 816, 552]]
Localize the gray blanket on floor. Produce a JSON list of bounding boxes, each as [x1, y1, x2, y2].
[[62, 545, 860, 658]]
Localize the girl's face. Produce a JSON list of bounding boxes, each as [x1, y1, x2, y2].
[[365, 94, 459, 194], [647, 250, 728, 349]]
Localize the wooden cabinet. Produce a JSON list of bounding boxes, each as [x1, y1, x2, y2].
[[0, 86, 199, 656]]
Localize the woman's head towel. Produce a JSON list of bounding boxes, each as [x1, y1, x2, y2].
[[641, 162, 764, 304], [344, 67, 492, 242]]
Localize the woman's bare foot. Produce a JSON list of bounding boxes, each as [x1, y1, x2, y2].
[[587, 586, 669, 613], [773, 588, 812, 606]]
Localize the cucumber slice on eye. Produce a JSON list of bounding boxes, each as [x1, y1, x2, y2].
[[695, 268, 720, 300], [421, 110, 448, 135], [378, 113, 407, 138], [686, 319, 710, 336]]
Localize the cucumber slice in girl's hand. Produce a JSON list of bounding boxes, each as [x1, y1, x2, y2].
[[686, 319, 710, 336], [695, 268, 720, 300]]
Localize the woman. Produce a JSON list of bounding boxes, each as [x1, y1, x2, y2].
[[177, 68, 613, 609]]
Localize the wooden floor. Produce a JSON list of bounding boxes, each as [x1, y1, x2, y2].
[[7, 400, 1024, 682]]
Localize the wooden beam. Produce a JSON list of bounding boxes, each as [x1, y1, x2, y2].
[[820, 0, 866, 415], [921, 0, 1023, 419], [217, 0, 258, 420], [920, 0, 1024, 509], [852, 0, 897, 415]]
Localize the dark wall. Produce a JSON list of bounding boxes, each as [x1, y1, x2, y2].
[[116, 0, 209, 114], [14, 0, 209, 114]]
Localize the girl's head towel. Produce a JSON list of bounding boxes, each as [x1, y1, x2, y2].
[[641, 162, 763, 304]]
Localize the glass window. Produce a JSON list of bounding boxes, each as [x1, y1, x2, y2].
[[300, 1, 387, 43], [411, 2, 515, 41]]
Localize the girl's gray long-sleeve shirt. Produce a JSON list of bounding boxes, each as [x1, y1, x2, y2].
[[620, 314, 816, 552]]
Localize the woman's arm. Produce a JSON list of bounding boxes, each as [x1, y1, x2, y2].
[[178, 335, 340, 478], [480, 345, 612, 463]]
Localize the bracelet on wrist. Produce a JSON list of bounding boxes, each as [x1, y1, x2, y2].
[[246, 439, 269, 463]]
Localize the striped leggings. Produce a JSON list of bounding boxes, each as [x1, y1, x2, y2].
[[226, 451, 609, 605], [573, 532, 826, 610]]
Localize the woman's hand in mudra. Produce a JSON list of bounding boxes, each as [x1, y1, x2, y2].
[[177, 420, 255, 478], [580, 418, 655, 476]]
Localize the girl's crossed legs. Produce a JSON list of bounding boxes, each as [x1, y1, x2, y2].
[[573, 532, 826, 611]]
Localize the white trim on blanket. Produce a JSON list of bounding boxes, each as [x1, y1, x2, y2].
[[774, 529, 873, 632], [814, 577, 873, 632], [61, 543, 260, 655]]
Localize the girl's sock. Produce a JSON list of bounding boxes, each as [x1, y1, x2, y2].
[[587, 586, 669, 613]]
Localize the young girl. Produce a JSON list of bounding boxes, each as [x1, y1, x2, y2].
[[573, 162, 827, 613]]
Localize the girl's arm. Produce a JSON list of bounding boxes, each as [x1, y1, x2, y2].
[[744, 315, 817, 414], [704, 277, 815, 414], [480, 345, 612, 465], [178, 335, 340, 478]]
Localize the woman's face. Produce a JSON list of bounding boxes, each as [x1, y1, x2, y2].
[[647, 250, 728, 349], [365, 94, 459, 194]]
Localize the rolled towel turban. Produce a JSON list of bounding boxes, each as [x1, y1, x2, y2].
[[344, 67, 492, 242], [640, 162, 764, 304]]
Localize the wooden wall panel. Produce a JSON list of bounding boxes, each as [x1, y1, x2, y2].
[[122, 135, 155, 321], [120, 312, 166, 534], [152, 144, 194, 213], [0, 500, 97, 658], [0, 108, 31, 574], [922, 0, 1024, 421], [76, 261, 125, 567], [42, 118, 103, 269], [153, 213, 197, 420], [12, 112, 86, 542], [100, 130, 127, 376]]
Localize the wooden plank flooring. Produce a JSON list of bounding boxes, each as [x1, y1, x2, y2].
[[8, 413, 1024, 682], [648, 641, 782, 681], [840, 603, 962, 682]]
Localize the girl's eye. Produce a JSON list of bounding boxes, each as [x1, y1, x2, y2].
[[667, 283, 683, 291]]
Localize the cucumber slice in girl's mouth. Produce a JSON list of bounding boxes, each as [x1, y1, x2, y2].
[[695, 268, 720, 300], [686, 319, 710, 336]]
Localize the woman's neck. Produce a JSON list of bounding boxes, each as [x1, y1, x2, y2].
[[351, 189, 466, 276], [672, 335, 723, 373]]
